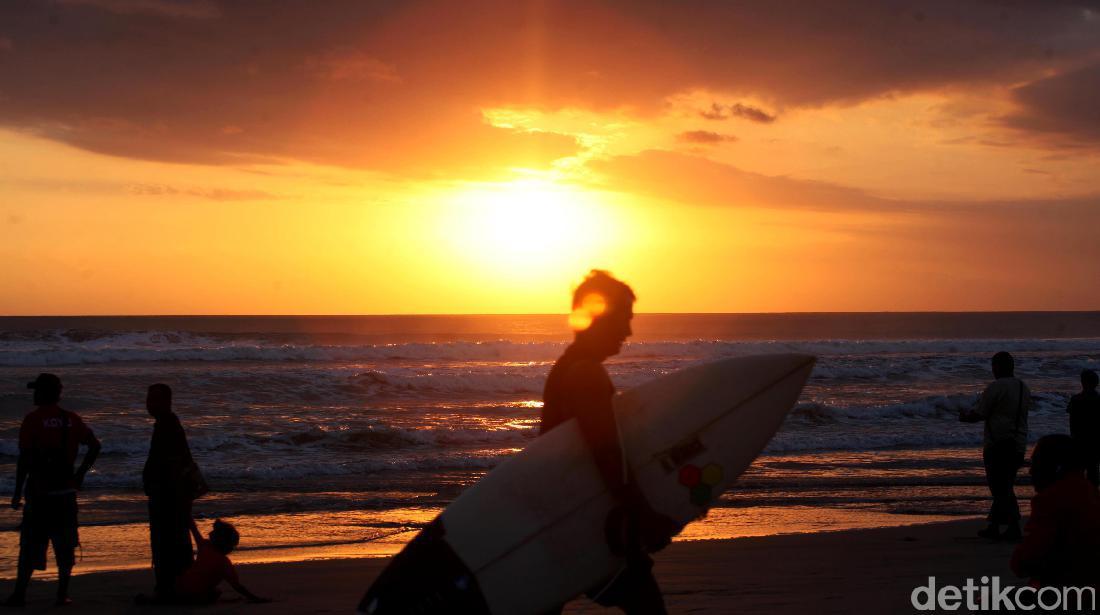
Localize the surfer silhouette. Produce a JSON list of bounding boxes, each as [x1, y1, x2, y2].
[[541, 270, 675, 614]]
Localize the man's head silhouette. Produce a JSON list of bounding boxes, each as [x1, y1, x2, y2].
[[991, 351, 1015, 379], [27, 373, 62, 406], [569, 270, 635, 359], [146, 383, 172, 417]]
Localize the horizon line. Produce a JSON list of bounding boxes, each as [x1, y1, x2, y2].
[[3, 310, 1100, 318]]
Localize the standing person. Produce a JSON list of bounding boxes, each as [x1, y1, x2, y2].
[[960, 351, 1032, 541], [1067, 369, 1100, 486], [5, 373, 101, 607], [540, 270, 676, 615], [142, 383, 200, 601]]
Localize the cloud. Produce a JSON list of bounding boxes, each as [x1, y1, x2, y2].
[[1, 0, 1098, 170], [700, 103, 776, 124], [304, 49, 401, 83], [1003, 61, 1100, 145], [123, 183, 282, 201], [56, 0, 221, 19], [676, 131, 737, 145], [589, 149, 894, 212]]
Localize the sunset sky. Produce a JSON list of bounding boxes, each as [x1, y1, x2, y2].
[[2, 0, 1099, 315]]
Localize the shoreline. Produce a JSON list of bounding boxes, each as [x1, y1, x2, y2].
[[0, 506, 974, 581], [1, 517, 1027, 614]]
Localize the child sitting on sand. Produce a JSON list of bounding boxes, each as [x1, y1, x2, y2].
[[175, 518, 270, 604]]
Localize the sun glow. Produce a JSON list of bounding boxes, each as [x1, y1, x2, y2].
[[438, 179, 618, 278]]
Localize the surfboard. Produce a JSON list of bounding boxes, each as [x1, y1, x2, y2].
[[358, 353, 816, 614]]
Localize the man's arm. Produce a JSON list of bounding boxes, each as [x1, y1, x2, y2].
[[11, 451, 28, 510], [564, 361, 628, 498], [960, 385, 995, 423], [187, 517, 205, 546], [73, 430, 101, 490], [224, 562, 270, 603], [228, 579, 271, 604], [12, 415, 33, 509]]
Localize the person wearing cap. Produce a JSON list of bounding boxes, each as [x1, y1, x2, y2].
[[6, 373, 101, 607]]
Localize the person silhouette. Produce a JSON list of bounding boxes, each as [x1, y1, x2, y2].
[[1067, 369, 1100, 486], [1011, 434, 1100, 588], [141, 383, 198, 601], [540, 270, 676, 614], [960, 351, 1032, 541], [6, 373, 101, 607]]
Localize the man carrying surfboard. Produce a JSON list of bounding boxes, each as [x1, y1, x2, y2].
[[540, 270, 675, 614]]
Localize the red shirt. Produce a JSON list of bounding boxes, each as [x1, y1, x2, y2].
[[18, 405, 96, 495], [176, 540, 238, 597], [1011, 473, 1100, 587]]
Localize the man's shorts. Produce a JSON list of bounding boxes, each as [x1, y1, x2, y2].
[[19, 493, 79, 570]]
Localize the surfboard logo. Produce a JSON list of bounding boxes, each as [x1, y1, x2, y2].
[[677, 462, 723, 507]]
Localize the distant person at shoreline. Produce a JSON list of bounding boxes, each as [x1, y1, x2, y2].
[[174, 518, 269, 604], [1011, 434, 1100, 588], [142, 383, 206, 601], [540, 270, 676, 614], [960, 351, 1032, 541], [6, 373, 101, 607], [1068, 369, 1100, 487]]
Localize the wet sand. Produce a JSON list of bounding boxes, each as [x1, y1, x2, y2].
[[4, 518, 1020, 614]]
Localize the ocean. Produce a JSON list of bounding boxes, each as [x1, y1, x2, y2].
[[2, 313, 1099, 578]]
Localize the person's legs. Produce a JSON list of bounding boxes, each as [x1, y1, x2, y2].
[[617, 562, 667, 615], [167, 500, 194, 584], [981, 443, 1022, 537], [590, 556, 666, 615], [51, 494, 78, 605], [981, 446, 1001, 537], [149, 497, 170, 596], [149, 497, 193, 597], [7, 499, 48, 605]]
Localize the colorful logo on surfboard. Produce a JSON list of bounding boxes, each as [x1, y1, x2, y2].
[[678, 462, 723, 506]]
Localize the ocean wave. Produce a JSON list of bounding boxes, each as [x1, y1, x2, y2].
[[4, 329, 1100, 366]]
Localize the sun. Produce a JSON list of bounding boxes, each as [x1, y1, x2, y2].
[[438, 179, 616, 277]]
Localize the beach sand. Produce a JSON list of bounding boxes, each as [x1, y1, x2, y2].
[[2, 517, 1026, 614]]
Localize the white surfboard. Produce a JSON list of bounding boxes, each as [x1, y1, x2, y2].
[[360, 353, 816, 614]]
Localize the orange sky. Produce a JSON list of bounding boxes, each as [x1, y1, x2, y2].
[[2, 1, 1100, 314]]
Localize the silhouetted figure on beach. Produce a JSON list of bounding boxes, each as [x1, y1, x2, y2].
[[960, 351, 1032, 541], [142, 383, 199, 600], [1068, 369, 1100, 487], [541, 270, 676, 615], [1011, 434, 1100, 589], [174, 518, 269, 604], [6, 373, 101, 607]]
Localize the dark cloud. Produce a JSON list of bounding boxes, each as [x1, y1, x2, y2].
[[589, 149, 895, 212], [123, 183, 282, 201], [677, 130, 737, 145], [699, 102, 775, 123], [1003, 61, 1100, 145], [57, 0, 221, 19], [0, 0, 1098, 169]]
